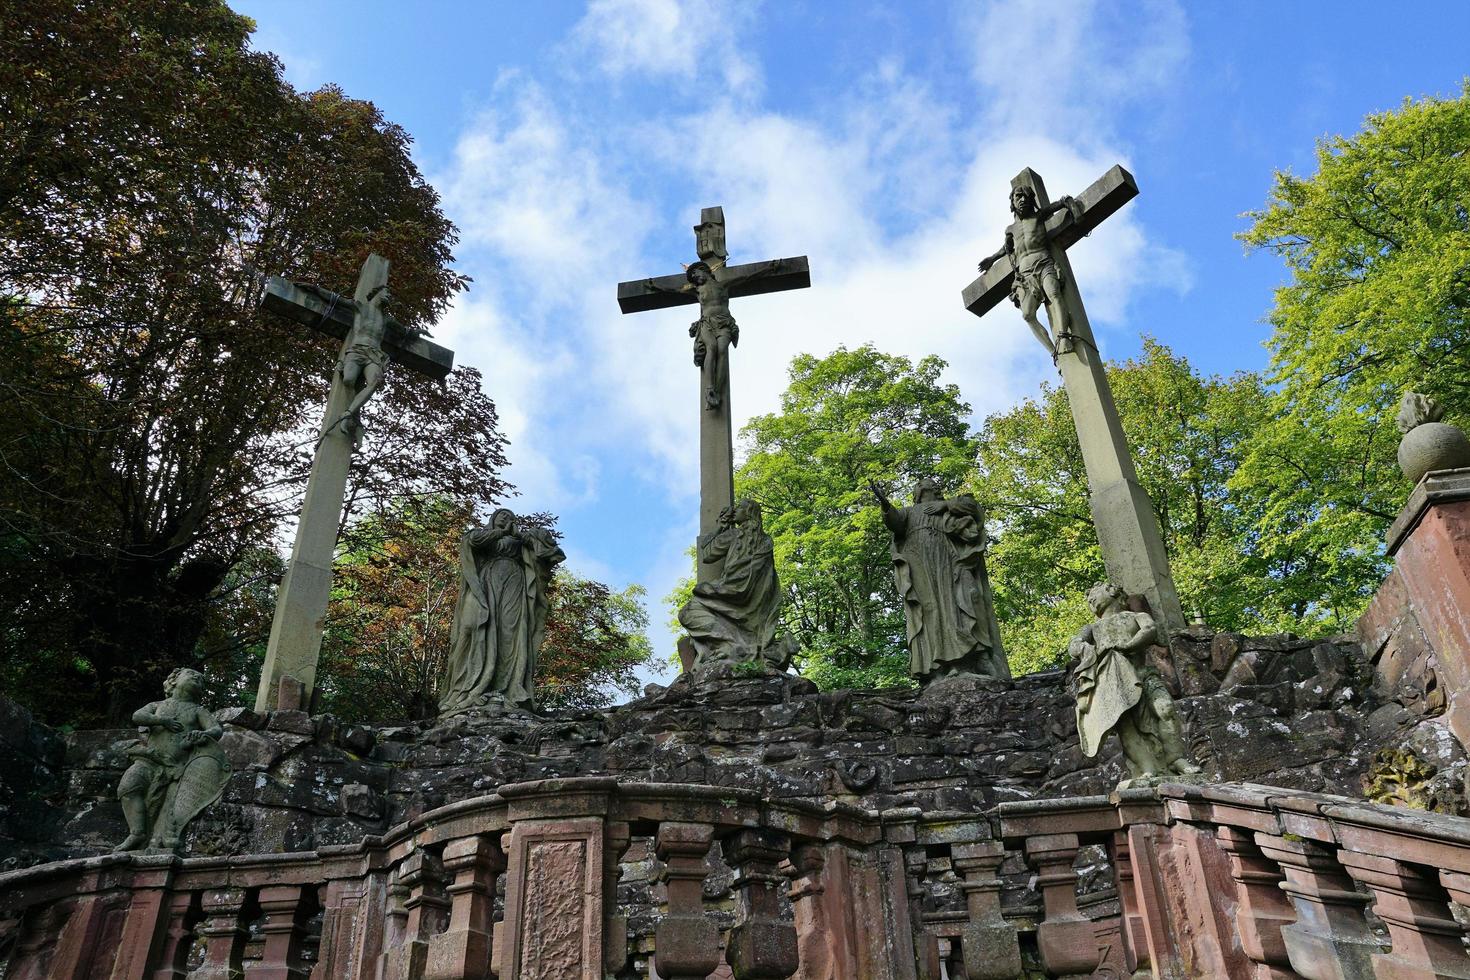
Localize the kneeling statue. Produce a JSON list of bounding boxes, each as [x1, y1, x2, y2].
[[1070, 583, 1201, 789], [115, 667, 231, 853]]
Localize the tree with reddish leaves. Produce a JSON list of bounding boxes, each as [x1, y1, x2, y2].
[[0, 1, 508, 724]]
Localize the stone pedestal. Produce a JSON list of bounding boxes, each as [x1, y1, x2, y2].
[[1360, 469, 1470, 749]]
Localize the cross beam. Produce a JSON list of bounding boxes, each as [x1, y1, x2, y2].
[[616, 256, 811, 314], [262, 277, 454, 379], [961, 164, 1138, 317]]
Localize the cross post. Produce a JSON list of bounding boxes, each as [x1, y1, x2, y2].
[[617, 207, 810, 583], [253, 253, 455, 711], [961, 166, 1185, 631]]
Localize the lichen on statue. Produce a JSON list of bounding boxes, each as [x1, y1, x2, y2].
[[1069, 582, 1202, 790], [114, 667, 231, 853]]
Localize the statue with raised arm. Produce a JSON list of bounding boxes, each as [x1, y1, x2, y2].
[[114, 667, 231, 853], [678, 498, 795, 670], [977, 185, 1081, 357], [871, 478, 1010, 683], [644, 260, 776, 411], [1070, 582, 1202, 789], [439, 508, 566, 714]]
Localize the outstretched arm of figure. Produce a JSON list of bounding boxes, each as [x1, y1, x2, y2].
[[1040, 195, 1080, 229], [977, 232, 1012, 273], [722, 258, 781, 289], [869, 480, 905, 533], [644, 276, 696, 296]]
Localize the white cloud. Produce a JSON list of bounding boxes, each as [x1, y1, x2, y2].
[[567, 0, 762, 95]]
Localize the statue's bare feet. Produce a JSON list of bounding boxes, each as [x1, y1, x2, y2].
[[113, 833, 148, 853], [705, 386, 721, 411], [1056, 333, 1076, 355]]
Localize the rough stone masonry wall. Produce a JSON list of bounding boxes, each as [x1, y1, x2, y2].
[[2, 626, 1459, 872]]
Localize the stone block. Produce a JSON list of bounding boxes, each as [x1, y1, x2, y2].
[[267, 710, 314, 736]]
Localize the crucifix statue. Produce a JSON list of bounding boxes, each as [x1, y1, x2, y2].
[[961, 166, 1185, 631], [617, 207, 810, 582], [253, 253, 455, 711]]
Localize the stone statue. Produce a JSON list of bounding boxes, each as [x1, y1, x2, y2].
[[977, 185, 1081, 357], [678, 498, 796, 670], [1396, 391, 1470, 484], [320, 282, 398, 443], [1069, 582, 1201, 788], [114, 667, 231, 853], [439, 508, 566, 714], [644, 260, 776, 411], [872, 479, 1010, 683]]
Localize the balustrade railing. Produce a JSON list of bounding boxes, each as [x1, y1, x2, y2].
[[4, 777, 1470, 978]]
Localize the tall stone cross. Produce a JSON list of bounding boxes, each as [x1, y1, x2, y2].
[[961, 166, 1185, 631], [617, 207, 810, 582], [253, 253, 455, 710]]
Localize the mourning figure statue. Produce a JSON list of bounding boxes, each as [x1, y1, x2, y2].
[[872, 478, 1010, 683], [439, 508, 566, 715], [1070, 582, 1201, 788], [678, 498, 796, 670], [977, 184, 1081, 357], [114, 667, 231, 853]]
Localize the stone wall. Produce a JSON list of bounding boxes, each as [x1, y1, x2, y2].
[[4, 627, 1454, 871]]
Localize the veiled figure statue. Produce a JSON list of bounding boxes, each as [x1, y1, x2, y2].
[[872, 478, 1010, 683], [115, 667, 230, 853], [1071, 582, 1201, 788], [678, 499, 795, 670], [439, 508, 566, 715]]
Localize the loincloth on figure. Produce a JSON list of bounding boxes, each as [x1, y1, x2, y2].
[[689, 312, 739, 366], [340, 341, 389, 373], [1009, 255, 1064, 309]]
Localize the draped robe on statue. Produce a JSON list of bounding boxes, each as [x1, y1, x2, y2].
[[678, 515, 783, 667], [885, 495, 1010, 680], [439, 524, 564, 714]]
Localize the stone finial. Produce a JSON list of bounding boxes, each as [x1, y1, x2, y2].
[[1396, 392, 1470, 484]]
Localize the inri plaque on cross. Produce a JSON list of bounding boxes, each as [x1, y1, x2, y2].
[[961, 166, 1185, 631], [254, 253, 455, 711], [617, 208, 810, 582]]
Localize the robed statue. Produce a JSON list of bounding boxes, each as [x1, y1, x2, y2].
[[1070, 582, 1201, 788], [872, 479, 1009, 683], [439, 508, 566, 714], [115, 667, 231, 853], [678, 498, 796, 671]]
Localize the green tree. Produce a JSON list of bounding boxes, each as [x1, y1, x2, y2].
[[1233, 84, 1470, 622], [733, 345, 978, 689], [0, 1, 505, 724]]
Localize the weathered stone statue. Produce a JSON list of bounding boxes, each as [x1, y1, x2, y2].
[[439, 509, 566, 714], [978, 184, 1081, 357], [1070, 582, 1201, 788], [1396, 391, 1470, 484], [644, 259, 775, 411], [872, 479, 1010, 683], [114, 668, 231, 853], [678, 498, 795, 670]]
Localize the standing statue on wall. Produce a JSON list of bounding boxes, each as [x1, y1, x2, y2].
[[439, 508, 566, 715], [114, 668, 231, 854], [678, 498, 796, 671], [872, 479, 1010, 683], [1070, 582, 1202, 788]]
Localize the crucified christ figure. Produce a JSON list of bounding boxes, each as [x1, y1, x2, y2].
[[322, 283, 393, 444], [978, 185, 1081, 357], [645, 260, 774, 411]]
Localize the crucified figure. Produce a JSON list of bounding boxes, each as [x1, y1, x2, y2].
[[323, 283, 393, 443], [645, 260, 774, 411], [978, 185, 1081, 357]]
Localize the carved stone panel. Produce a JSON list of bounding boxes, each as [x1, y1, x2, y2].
[[499, 816, 604, 980]]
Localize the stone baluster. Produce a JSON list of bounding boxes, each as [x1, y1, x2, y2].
[[1108, 830, 1149, 974], [149, 888, 201, 979], [383, 849, 451, 980], [426, 836, 505, 980], [653, 821, 720, 980], [1339, 850, 1470, 979], [106, 856, 180, 980], [1215, 826, 1296, 979], [903, 845, 943, 980], [723, 828, 798, 979], [786, 843, 840, 980], [251, 884, 313, 980], [380, 872, 411, 972], [1024, 832, 1102, 978], [194, 887, 250, 980], [1254, 832, 1378, 980], [6, 902, 73, 980], [603, 821, 632, 977], [952, 841, 1021, 980]]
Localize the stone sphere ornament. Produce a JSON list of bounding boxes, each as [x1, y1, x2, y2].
[[1396, 392, 1470, 484]]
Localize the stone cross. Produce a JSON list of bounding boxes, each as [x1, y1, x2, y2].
[[961, 166, 1185, 631], [617, 207, 810, 582], [253, 253, 455, 710]]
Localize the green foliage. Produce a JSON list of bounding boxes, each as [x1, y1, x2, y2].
[[1233, 84, 1470, 623], [733, 345, 977, 689]]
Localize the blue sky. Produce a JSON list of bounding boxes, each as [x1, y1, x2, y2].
[[235, 0, 1470, 683]]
